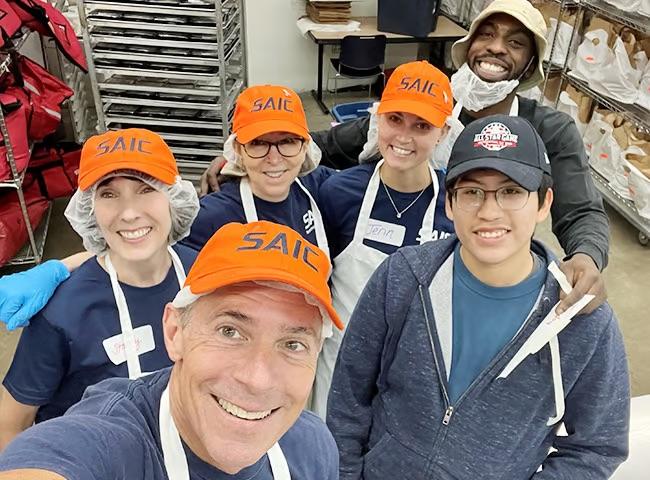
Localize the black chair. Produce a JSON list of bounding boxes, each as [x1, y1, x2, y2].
[[327, 35, 387, 100]]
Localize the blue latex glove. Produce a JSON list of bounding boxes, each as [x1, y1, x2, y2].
[[0, 260, 70, 330]]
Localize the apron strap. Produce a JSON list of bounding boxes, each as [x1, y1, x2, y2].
[[293, 178, 330, 258], [167, 245, 187, 285], [104, 253, 142, 380], [240, 177, 259, 222], [268, 442, 291, 480], [160, 383, 191, 480], [351, 160, 384, 246]]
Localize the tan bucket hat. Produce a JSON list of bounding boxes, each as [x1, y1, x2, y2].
[[451, 0, 548, 92]]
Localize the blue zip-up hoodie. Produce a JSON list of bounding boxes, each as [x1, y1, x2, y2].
[[327, 236, 629, 479]]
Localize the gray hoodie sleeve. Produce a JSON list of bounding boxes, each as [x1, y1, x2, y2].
[[326, 258, 390, 480], [533, 310, 630, 478]]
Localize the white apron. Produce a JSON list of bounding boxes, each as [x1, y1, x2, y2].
[[434, 98, 520, 169], [239, 177, 329, 258], [159, 383, 291, 480], [103, 246, 186, 379], [311, 159, 440, 418]]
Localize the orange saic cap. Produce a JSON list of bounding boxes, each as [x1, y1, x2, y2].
[[377, 61, 453, 128], [172, 221, 343, 330], [232, 85, 310, 144], [78, 128, 179, 191]]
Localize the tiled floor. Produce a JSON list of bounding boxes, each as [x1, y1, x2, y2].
[[1, 92, 649, 397]]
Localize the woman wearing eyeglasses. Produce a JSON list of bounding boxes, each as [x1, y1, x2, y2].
[[183, 84, 332, 257]]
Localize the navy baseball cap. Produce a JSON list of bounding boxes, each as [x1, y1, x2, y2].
[[445, 115, 552, 191]]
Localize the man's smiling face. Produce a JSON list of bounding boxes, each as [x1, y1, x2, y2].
[[466, 13, 536, 83], [163, 283, 323, 474]]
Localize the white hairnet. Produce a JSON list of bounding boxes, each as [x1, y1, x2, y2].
[[358, 102, 452, 170], [221, 133, 323, 177], [64, 170, 200, 255]]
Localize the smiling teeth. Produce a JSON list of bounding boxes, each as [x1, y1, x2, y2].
[[392, 146, 412, 156], [477, 230, 507, 239], [264, 171, 285, 178], [479, 61, 506, 73], [217, 398, 272, 421], [119, 227, 151, 240]]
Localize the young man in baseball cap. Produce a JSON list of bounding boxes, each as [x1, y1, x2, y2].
[[0, 221, 341, 479], [327, 115, 629, 479], [313, 60, 455, 417]]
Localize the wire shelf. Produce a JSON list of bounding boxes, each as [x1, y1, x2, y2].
[[591, 168, 650, 239], [564, 72, 650, 132], [581, 0, 649, 34]]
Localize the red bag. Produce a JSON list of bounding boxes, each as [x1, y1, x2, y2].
[[0, 179, 48, 266], [8, 0, 87, 72], [0, 0, 22, 47], [26, 144, 79, 199], [0, 91, 30, 182], [17, 55, 73, 140]]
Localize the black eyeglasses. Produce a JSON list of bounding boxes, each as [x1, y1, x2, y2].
[[453, 186, 532, 211], [242, 138, 305, 159]]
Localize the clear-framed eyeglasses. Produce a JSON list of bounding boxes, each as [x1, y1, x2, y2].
[[452, 186, 532, 211], [242, 137, 305, 159]]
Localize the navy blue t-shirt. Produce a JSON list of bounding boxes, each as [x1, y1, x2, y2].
[[0, 369, 339, 480], [2, 244, 196, 423], [183, 167, 336, 252], [319, 162, 454, 258], [448, 245, 547, 403]]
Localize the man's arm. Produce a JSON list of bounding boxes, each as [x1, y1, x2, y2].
[[534, 107, 610, 270], [0, 387, 37, 452], [0, 415, 145, 480], [533, 310, 630, 478], [541, 113, 610, 314], [326, 257, 390, 479], [311, 117, 370, 170]]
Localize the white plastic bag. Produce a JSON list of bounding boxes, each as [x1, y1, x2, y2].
[[635, 61, 650, 110], [589, 121, 621, 181], [557, 91, 586, 136], [589, 36, 643, 104], [544, 17, 574, 66], [572, 29, 612, 82], [601, 0, 642, 13], [624, 153, 650, 220], [582, 110, 605, 156]]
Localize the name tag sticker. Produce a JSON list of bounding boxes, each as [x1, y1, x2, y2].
[[102, 325, 155, 366], [364, 219, 406, 247]]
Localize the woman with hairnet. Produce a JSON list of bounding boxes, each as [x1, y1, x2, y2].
[[182, 84, 331, 257], [0, 128, 199, 450]]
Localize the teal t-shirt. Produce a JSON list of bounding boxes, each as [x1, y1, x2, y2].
[[449, 246, 547, 403]]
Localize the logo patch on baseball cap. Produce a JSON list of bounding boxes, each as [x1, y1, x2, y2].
[[473, 122, 519, 152]]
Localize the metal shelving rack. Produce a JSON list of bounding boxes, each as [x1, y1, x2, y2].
[[0, 47, 52, 266], [77, 0, 246, 181], [539, 0, 580, 104], [554, 0, 650, 245]]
